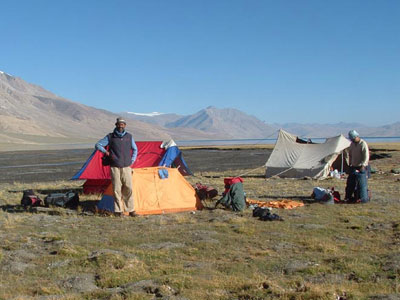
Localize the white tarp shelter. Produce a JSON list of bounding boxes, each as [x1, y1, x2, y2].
[[265, 129, 351, 179]]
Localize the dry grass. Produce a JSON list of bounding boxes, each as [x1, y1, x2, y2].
[[0, 144, 399, 299]]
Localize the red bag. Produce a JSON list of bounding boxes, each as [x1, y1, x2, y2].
[[331, 187, 341, 203], [21, 190, 42, 207], [195, 183, 218, 200]]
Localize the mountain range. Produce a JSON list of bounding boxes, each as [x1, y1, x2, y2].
[[124, 110, 400, 139], [0, 71, 171, 148], [0, 71, 399, 150], [122, 106, 278, 139]]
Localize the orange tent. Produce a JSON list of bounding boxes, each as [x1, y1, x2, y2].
[[97, 167, 202, 215]]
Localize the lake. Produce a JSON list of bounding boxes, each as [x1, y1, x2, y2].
[[176, 137, 400, 146]]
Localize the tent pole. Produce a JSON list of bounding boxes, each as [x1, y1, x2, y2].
[[341, 152, 344, 173]]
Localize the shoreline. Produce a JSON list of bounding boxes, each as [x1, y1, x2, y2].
[[1, 141, 400, 153]]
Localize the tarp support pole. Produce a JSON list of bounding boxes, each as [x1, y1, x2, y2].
[[341, 152, 344, 173]]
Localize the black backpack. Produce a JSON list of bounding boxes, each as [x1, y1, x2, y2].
[[252, 206, 283, 221], [252, 206, 270, 218], [44, 191, 79, 209]]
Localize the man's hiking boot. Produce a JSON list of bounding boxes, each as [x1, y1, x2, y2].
[[129, 211, 137, 217], [114, 212, 123, 217]]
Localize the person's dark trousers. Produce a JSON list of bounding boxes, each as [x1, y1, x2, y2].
[[345, 167, 369, 203]]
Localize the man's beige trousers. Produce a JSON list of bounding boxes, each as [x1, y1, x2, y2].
[[110, 166, 134, 213]]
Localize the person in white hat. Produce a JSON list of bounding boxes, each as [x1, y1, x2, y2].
[[96, 117, 138, 216], [345, 130, 370, 203]]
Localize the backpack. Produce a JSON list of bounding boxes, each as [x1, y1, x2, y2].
[[21, 189, 42, 207], [311, 187, 334, 204], [44, 191, 79, 209], [217, 177, 246, 212], [194, 183, 218, 200], [252, 206, 270, 218], [252, 206, 283, 221]]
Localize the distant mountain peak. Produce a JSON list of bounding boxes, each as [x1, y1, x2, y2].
[[127, 112, 165, 117], [162, 106, 278, 138]]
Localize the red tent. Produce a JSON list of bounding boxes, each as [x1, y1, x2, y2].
[[72, 141, 191, 194]]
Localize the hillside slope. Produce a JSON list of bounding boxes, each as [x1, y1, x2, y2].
[[0, 72, 171, 146]]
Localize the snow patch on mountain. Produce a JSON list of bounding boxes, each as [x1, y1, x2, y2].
[[127, 112, 165, 117], [0, 70, 12, 76]]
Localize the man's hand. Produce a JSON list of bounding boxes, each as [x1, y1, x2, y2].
[[360, 166, 366, 172], [105, 150, 110, 156]]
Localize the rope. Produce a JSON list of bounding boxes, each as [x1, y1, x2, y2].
[[228, 129, 280, 178], [230, 130, 280, 178], [187, 129, 280, 182], [266, 167, 294, 178], [236, 164, 266, 177]]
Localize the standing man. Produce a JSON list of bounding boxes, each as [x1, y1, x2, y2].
[[345, 130, 370, 203], [96, 117, 138, 216]]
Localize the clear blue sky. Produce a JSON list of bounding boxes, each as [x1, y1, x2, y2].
[[1, 0, 399, 125]]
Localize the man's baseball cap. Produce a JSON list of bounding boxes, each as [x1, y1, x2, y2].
[[116, 117, 126, 124], [348, 130, 359, 141]]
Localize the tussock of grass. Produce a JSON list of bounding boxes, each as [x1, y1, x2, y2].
[[58, 244, 89, 257], [96, 265, 149, 289], [110, 294, 153, 300]]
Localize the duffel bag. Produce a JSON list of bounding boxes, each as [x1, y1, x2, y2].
[[44, 191, 79, 209]]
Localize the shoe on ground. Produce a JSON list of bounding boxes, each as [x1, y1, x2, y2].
[[129, 211, 137, 217], [114, 212, 123, 217]]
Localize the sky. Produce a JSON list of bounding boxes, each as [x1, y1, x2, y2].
[[1, 0, 399, 126]]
